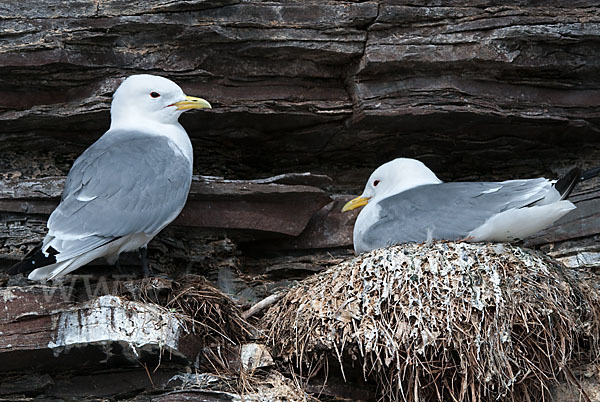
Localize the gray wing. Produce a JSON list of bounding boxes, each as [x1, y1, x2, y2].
[[46, 130, 192, 258], [362, 179, 552, 248]]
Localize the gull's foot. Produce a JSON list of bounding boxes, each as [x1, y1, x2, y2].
[[139, 247, 151, 277], [139, 247, 170, 280], [114, 258, 123, 275]]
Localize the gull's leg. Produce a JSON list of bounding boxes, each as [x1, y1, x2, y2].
[[140, 246, 151, 277], [115, 257, 123, 275]]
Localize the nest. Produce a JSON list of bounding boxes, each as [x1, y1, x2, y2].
[[163, 275, 252, 348], [264, 242, 600, 401], [117, 275, 252, 371]]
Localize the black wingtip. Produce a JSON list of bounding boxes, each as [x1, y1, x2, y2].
[[6, 245, 57, 276], [555, 167, 582, 200]]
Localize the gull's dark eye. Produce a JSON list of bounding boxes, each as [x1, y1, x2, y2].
[[373, 180, 380, 186], [150, 92, 161, 98]]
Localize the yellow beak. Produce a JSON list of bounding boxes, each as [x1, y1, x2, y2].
[[341, 196, 370, 212], [173, 96, 212, 110]]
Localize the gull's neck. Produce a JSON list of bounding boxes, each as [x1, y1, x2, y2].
[[110, 117, 193, 163], [354, 169, 441, 253]]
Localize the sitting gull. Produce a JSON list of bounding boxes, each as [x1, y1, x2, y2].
[[342, 158, 598, 254], [9, 74, 211, 281]]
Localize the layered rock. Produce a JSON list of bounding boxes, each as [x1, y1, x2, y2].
[[1, 1, 600, 400]]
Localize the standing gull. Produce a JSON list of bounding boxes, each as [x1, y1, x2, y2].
[[9, 74, 211, 281], [342, 158, 597, 254]]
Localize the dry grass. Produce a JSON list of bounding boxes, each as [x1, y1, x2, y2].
[[118, 275, 252, 371], [165, 275, 252, 348], [168, 370, 317, 402], [264, 242, 600, 401], [118, 276, 314, 400]]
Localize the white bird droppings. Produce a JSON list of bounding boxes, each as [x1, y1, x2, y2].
[[48, 295, 182, 356]]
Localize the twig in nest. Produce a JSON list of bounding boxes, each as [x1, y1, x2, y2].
[[142, 362, 155, 388], [242, 292, 286, 319]]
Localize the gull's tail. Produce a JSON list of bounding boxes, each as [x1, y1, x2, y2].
[[6, 244, 57, 276], [7, 245, 107, 281], [7, 236, 128, 281], [555, 166, 600, 200]]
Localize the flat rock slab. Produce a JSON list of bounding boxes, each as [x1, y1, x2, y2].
[[182, 177, 331, 236], [0, 286, 185, 372], [0, 174, 331, 236]]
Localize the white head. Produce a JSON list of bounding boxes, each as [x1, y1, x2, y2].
[[342, 158, 442, 212], [110, 74, 211, 129]]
